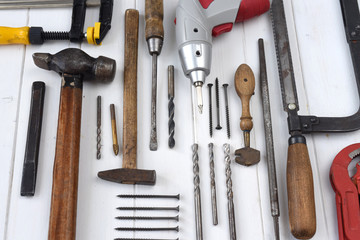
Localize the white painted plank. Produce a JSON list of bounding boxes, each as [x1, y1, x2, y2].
[[0, 9, 28, 240]]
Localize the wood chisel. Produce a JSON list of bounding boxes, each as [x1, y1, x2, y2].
[[175, 0, 272, 113]]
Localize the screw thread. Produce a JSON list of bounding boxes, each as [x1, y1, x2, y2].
[[42, 31, 70, 40], [225, 105, 231, 139]]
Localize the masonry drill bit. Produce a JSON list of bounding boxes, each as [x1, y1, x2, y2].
[[168, 65, 175, 148], [146, 0, 164, 151], [208, 143, 218, 225], [110, 104, 119, 155], [96, 96, 101, 159], [224, 143, 236, 240], [190, 82, 203, 240]]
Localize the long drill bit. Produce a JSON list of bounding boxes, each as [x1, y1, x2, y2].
[[259, 38, 280, 240], [208, 143, 218, 225], [96, 96, 101, 159], [168, 65, 175, 148], [224, 143, 236, 240], [110, 104, 119, 155], [191, 82, 203, 240]]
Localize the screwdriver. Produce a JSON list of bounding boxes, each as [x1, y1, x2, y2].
[[145, 0, 164, 151]]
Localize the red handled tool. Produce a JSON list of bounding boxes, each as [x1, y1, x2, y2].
[[330, 143, 360, 240]]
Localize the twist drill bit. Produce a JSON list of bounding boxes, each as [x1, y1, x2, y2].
[[168, 65, 175, 148], [110, 104, 119, 155], [223, 84, 231, 139], [224, 143, 236, 240], [207, 83, 213, 137], [96, 96, 101, 159], [215, 78, 222, 130], [208, 143, 218, 225], [192, 143, 203, 240]]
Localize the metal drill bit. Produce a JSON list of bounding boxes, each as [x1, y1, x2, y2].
[[208, 143, 218, 225], [215, 78, 222, 130], [223, 84, 231, 139], [149, 54, 158, 151], [117, 194, 180, 199], [168, 65, 175, 148], [115, 215, 179, 221], [224, 143, 236, 240], [110, 104, 119, 155], [190, 81, 203, 240], [115, 226, 179, 232], [207, 83, 213, 137], [116, 206, 180, 211], [96, 96, 101, 159], [259, 38, 280, 240]]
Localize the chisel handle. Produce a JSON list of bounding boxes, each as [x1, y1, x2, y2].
[[0, 26, 30, 44], [287, 135, 316, 239], [48, 75, 83, 240], [145, 0, 164, 41]]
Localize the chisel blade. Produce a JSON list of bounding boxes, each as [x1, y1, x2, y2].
[[270, 0, 299, 112]]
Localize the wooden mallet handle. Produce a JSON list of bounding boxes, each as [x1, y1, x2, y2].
[[123, 9, 139, 170]]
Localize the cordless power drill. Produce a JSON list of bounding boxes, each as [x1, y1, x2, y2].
[[176, 0, 271, 113]]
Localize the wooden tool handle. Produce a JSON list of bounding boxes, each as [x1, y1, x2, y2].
[[48, 76, 83, 240], [287, 135, 316, 239], [234, 64, 255, 132], [123, 9, 139, 170], [145, 0, 164, 40]]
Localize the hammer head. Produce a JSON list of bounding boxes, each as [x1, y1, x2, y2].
[[32, 48, 116, 82], [98, 168, 156, 185]]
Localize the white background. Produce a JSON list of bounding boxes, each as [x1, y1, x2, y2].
[[0, 0, 359, 239]]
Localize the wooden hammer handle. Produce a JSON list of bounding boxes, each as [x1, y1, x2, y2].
[[123, 9, 139, 170], [48, 75, 83, 240], [287, 135, 316, 239], [234, 64, 255, 132]]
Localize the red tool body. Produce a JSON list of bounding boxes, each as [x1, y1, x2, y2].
[[330, 143, 360, 240]]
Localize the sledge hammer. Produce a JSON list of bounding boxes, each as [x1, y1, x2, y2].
[[32, 48, 116, 240], [98, 9, 156, 185]]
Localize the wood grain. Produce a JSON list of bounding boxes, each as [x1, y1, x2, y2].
[[234, 64, 255, 132], [48, 80, 82, 240], [123, 9, 139, 170], [145, 0, 164, 40], [287, 141, 316, 239]]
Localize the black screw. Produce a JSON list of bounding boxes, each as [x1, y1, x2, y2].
[[208, 83, 214, 137], [215, 78, 222, 130], [115, 226, 179, 232], [116, 206, 180, 211], [115, 215, 179, 221], [223, 84, 231, 139], [117, 194, 180, 199]]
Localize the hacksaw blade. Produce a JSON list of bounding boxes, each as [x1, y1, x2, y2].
[[270, 0, 299, 112]]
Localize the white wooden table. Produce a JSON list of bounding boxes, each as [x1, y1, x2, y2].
[[0, 0, 358, 239]]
